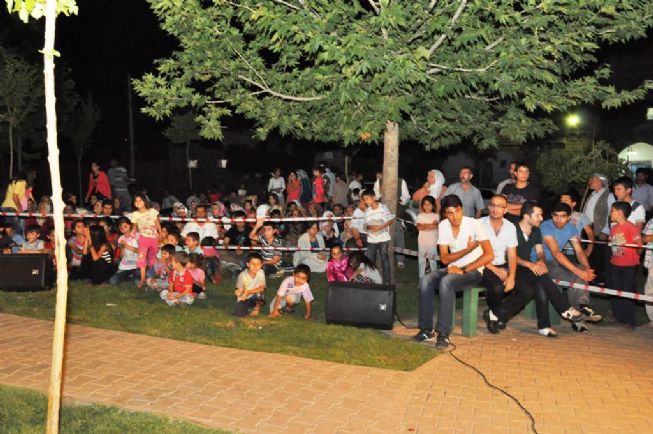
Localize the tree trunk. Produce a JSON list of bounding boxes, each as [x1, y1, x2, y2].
[[382, 120, 399, 284], [344, 153, 350, 184], [8, 121, 14, 179], [43, 2, 70, 433], [0, 145, 7, 182], [186, 141, 193, 191], [17, 135, 22, 173], [127, 74, 136, 178]]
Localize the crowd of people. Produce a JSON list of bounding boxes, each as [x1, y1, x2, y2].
[[2, 159, 653, 347]]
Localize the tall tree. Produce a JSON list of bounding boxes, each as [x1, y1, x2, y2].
[[4, 1, 78, 433], [0, 47, 42, 179]]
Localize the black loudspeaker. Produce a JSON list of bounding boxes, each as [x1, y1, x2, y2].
[[325, 282, 395, 330], [0, 254, 54, 291]]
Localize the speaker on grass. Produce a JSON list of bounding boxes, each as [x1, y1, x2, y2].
[[325, 281, 395, 330], [0, 254, 54, 292]]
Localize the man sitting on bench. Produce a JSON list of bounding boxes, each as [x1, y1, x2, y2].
[[415, 195, 494, 350]]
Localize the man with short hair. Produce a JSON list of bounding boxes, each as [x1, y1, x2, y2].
[[582, 173, 613, 284], [603, 176, 646, 233], [415, 195, 494, 350], [560, 192, 595, 258], [483, 201, 585, 337], [362, 189, 395, 284], [480, 194, 517, 314], [446, 166, 485, 218], [633, 168, 653, 214], [541, 202, 600, 330], [502, 162, 540, 216], [181, 204, 218, 242], [101, 199, 114, 217], [495, 160, 516, 194]]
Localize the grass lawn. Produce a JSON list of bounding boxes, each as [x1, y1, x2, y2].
[[0, 384, 230, 434], [0, 253, 435, 371]]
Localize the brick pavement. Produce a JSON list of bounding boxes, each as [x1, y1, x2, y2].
[[1, 313, 652, 433]]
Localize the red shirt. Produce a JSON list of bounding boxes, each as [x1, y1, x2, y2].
[[168, 269, 194, 294], [313, 176, 325, 204], [609, 221, 641, 267]]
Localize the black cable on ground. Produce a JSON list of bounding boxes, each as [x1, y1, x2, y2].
[[448, 341, 539, 434], [394, 311, 410, 328]]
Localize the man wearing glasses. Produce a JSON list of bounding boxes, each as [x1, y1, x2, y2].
[[479, 194, 518, 317]]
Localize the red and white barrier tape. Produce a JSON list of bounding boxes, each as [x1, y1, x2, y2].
[[553, 279, 653, 303], [214, 245, 366, 252], [578, 239, 653, 251], [0, 211, 358, 223], [394, 247, 439, 260]]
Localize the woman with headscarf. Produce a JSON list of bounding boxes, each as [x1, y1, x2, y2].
[[293, 221, 327, 273], [412, 169, 447, 215], [320, 211, 341, 248]]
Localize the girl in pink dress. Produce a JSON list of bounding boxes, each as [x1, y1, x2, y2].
[[326, 245, 350, 282]]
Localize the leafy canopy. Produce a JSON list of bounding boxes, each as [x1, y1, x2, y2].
[[4, 0, 77, 22], [136, 0, 653, 148]]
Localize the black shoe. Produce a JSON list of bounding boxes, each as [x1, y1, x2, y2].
[[483, 309, 501, 334], [413, 328, 435, 342], [579, 306, 602, 323], [435, 334, 450, 350]]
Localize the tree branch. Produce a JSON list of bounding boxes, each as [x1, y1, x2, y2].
[[485, 36, 504, 51], [427, 59, 498, 74], [366, 0, 380, 14], [428, 0, 438, 11], [427, 0, 467, 57], [237, 75, 325, 101], [464, 95, 500, 102], [272, 0, 300, 11]]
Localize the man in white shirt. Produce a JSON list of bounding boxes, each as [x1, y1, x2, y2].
[[479, 194, 517, 315], [350, 198, 367, 248], [582, 173, 612, 284], [268, 168, 286, 206], [373, 171, 410, 268], [181, 204, 218, 242], [415, 195, 494, 350], [362, 189, 395, 284], [632, 168, 653, 214]]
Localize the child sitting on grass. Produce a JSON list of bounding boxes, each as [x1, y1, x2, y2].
[[184, 231, 203, 254], [159, 251, 194, 306], [234, 253, 266, 317], [166, 231, 185, 252], [147, 244, 175, 291], [201, 236, 221, 285], [326, 244, 350, 282], [270, 264, 313, 320], [348, 251, 382, 284], [187, 252, 207, 300]]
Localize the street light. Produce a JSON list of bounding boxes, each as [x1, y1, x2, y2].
[[565, 113, 581, 128]]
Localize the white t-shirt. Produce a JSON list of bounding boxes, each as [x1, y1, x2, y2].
[[416, 212, 438, 247], [268, 176, 286, 193], [438, 216, 489, 269], [130, 208, 159, 238], [359, 264, 382, 284], [349, 180, 362, 192], [351, 207, 367, 235], [181, 221, 219, 241], [276, 276, 314, 302], [364, 203, 394, 243], [480, 216, 517, 266], [236, 269, 266, 299]]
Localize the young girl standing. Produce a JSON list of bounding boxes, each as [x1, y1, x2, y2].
[[415, 196, 439, 279], [130, 193, 161, 288]]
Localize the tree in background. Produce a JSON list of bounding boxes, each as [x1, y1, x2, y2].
[[0, 47, 42, 179], [136, 0, 653, 225], [536, 141, 630, 197], [164, 111, 201, 191], [61, 93, 101, 200]]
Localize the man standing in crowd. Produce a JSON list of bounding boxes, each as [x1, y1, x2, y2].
[[181, 204, 218, 242], [373, 171, 410, 268], [502, 162, 540, 216], [633, 168, 653, 216], [495, 160, 516, 194], [350, 197, 367, 248], [539, 202, 601, 331], [480, 194, 518, 317], [582, 173, 613, 284], [107, 159, 132, 211], [483, 201, 584, 337], [606, 176, 646, 232], [268, 168, 286, 206], [333, 173, 349, 207], [416, 195, 494, 350], [446, 166, 485, 218]]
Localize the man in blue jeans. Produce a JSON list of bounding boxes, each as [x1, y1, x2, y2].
[[362, 189, 395, 284], [415, 195, 494, 350]]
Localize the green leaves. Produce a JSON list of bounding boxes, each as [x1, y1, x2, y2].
[[135, 0, 653, 150], [4, 0, 78, 22]]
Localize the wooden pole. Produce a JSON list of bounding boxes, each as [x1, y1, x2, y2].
[[44, 1, 71, 432], [127, 74, 136, 178]]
